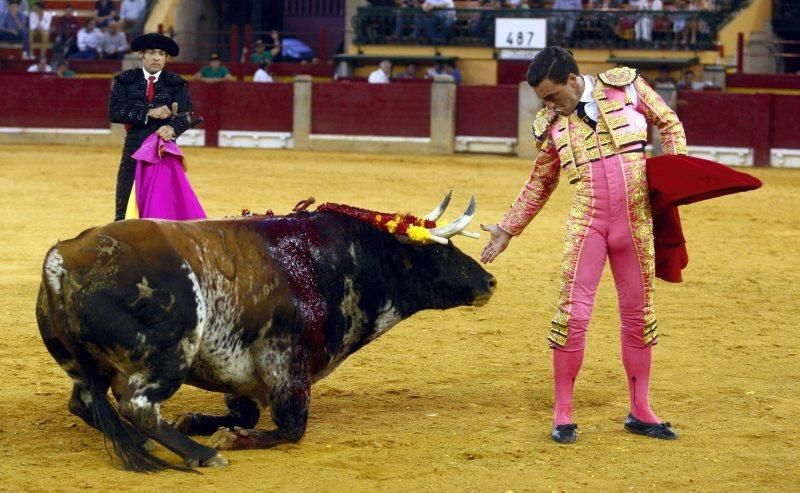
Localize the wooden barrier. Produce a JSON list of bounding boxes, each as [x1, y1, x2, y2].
[[0, 73, 797, 163]]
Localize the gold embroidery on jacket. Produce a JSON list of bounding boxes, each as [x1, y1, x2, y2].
[[633, 77, 688, 155], [598, 66, 639, 87], [620, 153, 658, 345], [548, 163, 594, 347]]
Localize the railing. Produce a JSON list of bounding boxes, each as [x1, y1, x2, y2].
[[161, 24, 342, 64], [353, 7, 727, 50]]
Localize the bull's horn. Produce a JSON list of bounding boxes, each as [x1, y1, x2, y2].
[[427, 195, 476, 239], [423, 190, 452, 222], [458, 230, 480, 239]]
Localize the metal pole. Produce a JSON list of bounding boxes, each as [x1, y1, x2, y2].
[[737, 32, 744, 73]]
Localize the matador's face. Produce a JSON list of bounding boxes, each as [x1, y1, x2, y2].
[[534, 73, 583, 117], [142, 49, 167, 74]]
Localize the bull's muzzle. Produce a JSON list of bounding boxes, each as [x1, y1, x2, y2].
[[472, 275, 497, 307]]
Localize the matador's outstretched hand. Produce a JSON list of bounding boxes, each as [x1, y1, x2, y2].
[[480, 224, 512, 264]]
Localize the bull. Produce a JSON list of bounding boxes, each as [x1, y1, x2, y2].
[[36, 195, 495, 471]]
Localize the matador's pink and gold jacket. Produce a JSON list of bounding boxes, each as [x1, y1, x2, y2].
[[499, 67, 687, 347], [499, 66, 688, 236]]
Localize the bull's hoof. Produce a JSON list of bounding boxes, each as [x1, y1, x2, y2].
[[172, 413, 195, 434], [141, 438, 156, 452], [209, 427, 239, 450], [201, 453, 229, 467], [209, 427, 256, 450]]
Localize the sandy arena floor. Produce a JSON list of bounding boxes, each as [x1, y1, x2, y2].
[[0, 144, 797, 491]]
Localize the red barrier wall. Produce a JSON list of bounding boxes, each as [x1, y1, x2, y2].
[[188, 82, 221, 147], [677, 90, 800, 165], [497, 60, 528, 86], [770, 95, 800, 149], [311, 82, 430, 137], [219, 82, 293, 132], [727, 73, 800, 91], [456, 85, 517, 138], [0, 75, 110, 128]]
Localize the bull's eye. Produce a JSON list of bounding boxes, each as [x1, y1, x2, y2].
[[430, 246, 443, 257]]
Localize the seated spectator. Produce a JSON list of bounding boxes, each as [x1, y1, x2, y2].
[[0, 1, 29, 57], [653, 65, 677, 87], [425, 61, 445, 78], [28, 2, 52, 59], [394, 61, 418, 79], [633, 0, 663, 45], [550, 0, 582, 46], [677, 69, 712, 90], [0, 0, 28, 17], [55, 59, 74, 77], [467, 0, 498, 42], [70, 18, 102, 59], [420, 0, 456, 45], [94, 0, 115, 29], [368, 59, 391, 83], [119, 0, 145, 35], [671, 0, 700, 48], [194, 53, 235, 83], [246, 32, 281, 63], [101, 21, 128, 59], [444, 60, 461, 83], [503, 0, 527, 9], [52, 4, 80, 60], [253, 60, 273, 82], [394, 0, 421, 41], [27, 55, 51, 72]]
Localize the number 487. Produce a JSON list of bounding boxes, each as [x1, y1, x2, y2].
[[506, 31, 534, 46]]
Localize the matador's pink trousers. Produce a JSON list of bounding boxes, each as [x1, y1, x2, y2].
[[552, 154, 660, 426]]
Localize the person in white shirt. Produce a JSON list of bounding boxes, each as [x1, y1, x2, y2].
[[101, 21, 128, 59], [28, 1, 52, 58], [119, 0, 145, 34], [367, 59, 391, 83], [253, 60, 274, 83], [27, 56, 51, 72], [633, 0, 663, 44], [71, 18, 102, 59], [420, 0, 455, 45]]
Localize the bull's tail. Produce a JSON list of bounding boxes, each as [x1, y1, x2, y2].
[[73, 348, 173, 473], [40, 246, 172, 473]]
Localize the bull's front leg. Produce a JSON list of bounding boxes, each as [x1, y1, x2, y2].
[[173, 394, 260, 436], [209, 375, 310, 450]]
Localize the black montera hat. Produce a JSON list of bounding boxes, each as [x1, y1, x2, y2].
[[131, 33, 180, 57]]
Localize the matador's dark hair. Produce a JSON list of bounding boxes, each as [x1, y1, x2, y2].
[[526, 47, 580, 87]]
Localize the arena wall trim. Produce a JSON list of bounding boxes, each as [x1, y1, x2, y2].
[[1, 75, 798, 165]]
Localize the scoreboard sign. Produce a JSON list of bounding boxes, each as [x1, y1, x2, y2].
[[494, 18, 547, 50]]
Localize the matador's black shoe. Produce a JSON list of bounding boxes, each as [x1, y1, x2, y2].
[[624, 413, 678, 440], [551, 423, 578, 444]]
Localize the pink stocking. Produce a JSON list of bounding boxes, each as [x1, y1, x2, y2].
[[621, 345, 660, 423], [552, 348, 584, 425]]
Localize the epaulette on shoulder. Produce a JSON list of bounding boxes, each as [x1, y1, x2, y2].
[[598, 66, 639, 88], [114, 68, 141, 84], [532, 107, 557, 142]]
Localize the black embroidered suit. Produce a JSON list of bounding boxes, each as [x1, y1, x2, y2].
[[108, 68, 193, 220]]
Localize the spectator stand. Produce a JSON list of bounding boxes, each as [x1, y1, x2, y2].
[[0, 58, 121, 74], [166, 61, 334, 83], [352, 3, 732, 51], [333, 53, 457, 79], [0, 0, 122, 61]]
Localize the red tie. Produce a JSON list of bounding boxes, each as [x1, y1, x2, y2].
[[146, 75, 155, 103]]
